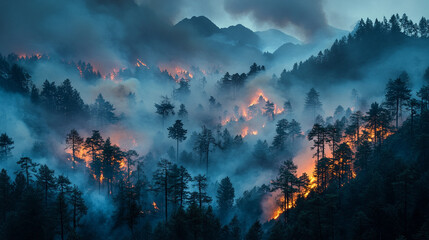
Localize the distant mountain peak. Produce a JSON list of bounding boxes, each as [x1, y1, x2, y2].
[[175, 16, 220, 37]]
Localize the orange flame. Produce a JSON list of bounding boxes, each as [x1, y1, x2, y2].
[[152, 202, 159, 210]]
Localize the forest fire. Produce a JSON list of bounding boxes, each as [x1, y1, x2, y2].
[[222, 89, 285, 138], [158, 65, 193, 82], [136, 59, 149, 69], [152, 202, 159, 210], [18, 53, 43, 60]]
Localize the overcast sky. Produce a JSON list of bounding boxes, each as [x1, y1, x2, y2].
[[175, 0, 429, 40]]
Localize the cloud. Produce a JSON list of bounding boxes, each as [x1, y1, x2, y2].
[[223, 0, 328, 39]]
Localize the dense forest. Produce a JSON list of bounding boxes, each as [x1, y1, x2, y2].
[[1, 7, 429, 240]]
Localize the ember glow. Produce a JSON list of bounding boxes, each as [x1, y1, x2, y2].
[[158, 64, 193, 82]]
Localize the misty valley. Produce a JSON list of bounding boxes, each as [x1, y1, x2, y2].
[[1, 1, 429, 240]]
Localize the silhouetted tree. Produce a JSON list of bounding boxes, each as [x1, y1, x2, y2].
[[245, 221, 263, 240], [36, 164, 56, 208], [168, 120, 187, 162], [0, 133, 14, 161], [155, 96, 175, 128], [65, 129, 84, 168], [217, 176, 235, 218], [70, 185, 87, 232], [305, 88, 323, 120], [152, 159, 172, 222], [192, 174, 212, 209], [271, 160, 298, 220], [84, 130, 104, 191], [16, 157, 38, 187], [385, 76, 411, 129], [178, 104, 188, 120], [271, 119, 289, 152], [91, 94, 117, 125]]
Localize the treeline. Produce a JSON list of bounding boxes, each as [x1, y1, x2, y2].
[[278, 14, 429, 85], [218, 63, 265, 99], [0, 158, 87, 240], [0, 54, 119, 125], [263, 72, 429, 239]]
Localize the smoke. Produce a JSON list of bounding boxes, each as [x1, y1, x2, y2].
[[223, 0, 328, 39]]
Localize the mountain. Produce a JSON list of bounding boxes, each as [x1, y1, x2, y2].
[[278, 15, 429, 86], [174, 16, 301, 52], [256, 29, 301, 52], [216, 24, 261, 48], [174, 16, 220, 37]]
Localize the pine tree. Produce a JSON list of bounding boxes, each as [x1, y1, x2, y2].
[[0, 169, 12, 221], [264, 101, 275, 121], [155, 96, 175, 128], [216, 177, 235, 218], [92, 94, 117, 125], [333, 143, 353, 188], [194, 126, 215, 175], [178, 104, 188, 120], [271, 160, 298, 221], [102, 138, 123, 195], [16, 157, 39, 187], [152, 159, 172, 222], [170, 165, 191, 208], [65, 129, 84, 168], [305, 88, 323, 120], [56, 175, 71, 240], [288, 119, 302, 142], [70, 185, 87, 232], [36, 164, 56, 208], [385, 76, 411, 129], [0, 133, 14, 161], [84, 130, 104, 191], [271, 119, 289, 152], [308, 124, 327, 161], [364, 102, 391, 145], [245, 221, 263, 240], [168, 120, 187, 162], [192, 174, 212, 209]]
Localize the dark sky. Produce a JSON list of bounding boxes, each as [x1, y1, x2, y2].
[[175, 0, 429, 40]]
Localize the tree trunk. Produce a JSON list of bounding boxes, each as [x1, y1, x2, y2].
[[164, 170, 168, 222], [73, 199, 77, 231], [396, 98, 399, 129], [60, 198, 64, 240], [177, 139, 179, 163]]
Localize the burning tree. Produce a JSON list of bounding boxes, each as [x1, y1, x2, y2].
[[333, 143, 353, 188], [101, 138, 124, 195], [65, 129, 84, 168], [271, 160, 298, 221], [84, 130, 104, 191], [152, 159, 172, 222], [364, 102, 392, 145]]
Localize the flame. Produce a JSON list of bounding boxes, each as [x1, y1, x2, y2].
[[241, 126, 249, 137], [272, 208, 283, 220], [136, 59, 149, 69], [152, 202, 159, 210], [18, 53, 43, 60], [158, 64, 193, 82]]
